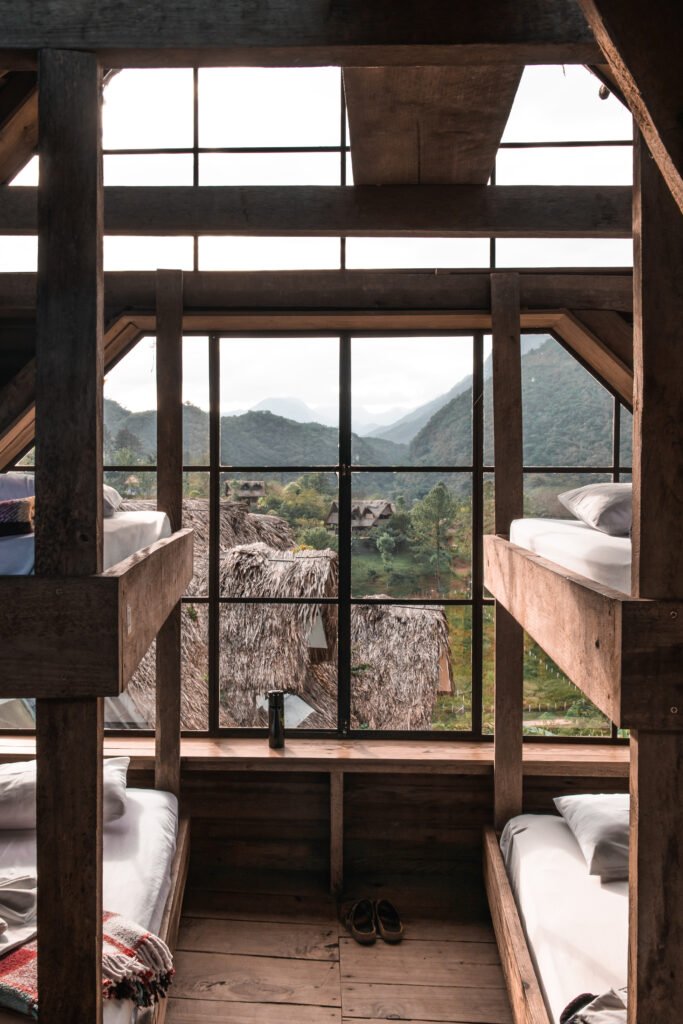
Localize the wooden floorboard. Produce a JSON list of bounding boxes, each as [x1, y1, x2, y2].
[[171, 873, 512, 1024]]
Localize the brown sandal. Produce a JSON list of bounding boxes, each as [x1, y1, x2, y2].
[[345, 898, 377, 944], [374, 899, 404, 943]]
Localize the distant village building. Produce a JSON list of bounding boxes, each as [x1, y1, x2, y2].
[[224, 479, 266, 507], [326, 499, 394, 533]]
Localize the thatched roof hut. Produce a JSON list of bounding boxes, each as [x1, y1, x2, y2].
[[114, 500, 293, 730], [217, 542, 338, 727], [350, 601, 452, 731]]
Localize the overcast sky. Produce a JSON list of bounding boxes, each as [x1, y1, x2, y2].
[[9, 64, 632, 416]]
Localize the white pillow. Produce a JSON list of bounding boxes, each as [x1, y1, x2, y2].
[[554, 793, 629, 882], [0, 473, 35, 501], [558, 482, 632, 536], [103, 484, 123, 518], [0, 756, 130, 829]]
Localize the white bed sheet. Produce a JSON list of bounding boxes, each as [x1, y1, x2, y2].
[[0, 511, 172, 576], [501, 813, 628, 1024], [510, 518, 631, 594], [0, 788, 178, 1024]]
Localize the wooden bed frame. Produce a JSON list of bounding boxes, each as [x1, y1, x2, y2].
[[485, 131, 683, 1023]]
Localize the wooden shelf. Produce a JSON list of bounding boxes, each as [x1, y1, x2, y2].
[[0, 736, 629, 777]]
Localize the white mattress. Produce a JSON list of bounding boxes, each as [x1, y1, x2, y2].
[[0, 511, 172, 576], [510, 518, 631, 594], [0, 788, 178, 1024], [501, 813, 628, 1024]]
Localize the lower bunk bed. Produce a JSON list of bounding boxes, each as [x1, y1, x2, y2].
[[0, 777, 190, 1024], [484, 809, 627, 1024]]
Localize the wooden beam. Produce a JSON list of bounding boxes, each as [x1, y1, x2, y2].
[[155, 269, 184, 799], [553, 308, 633, 404], [628, 131, 683, 1024], [0, 530, 194, 698], [330, 770, 344, 895], [34, 48, 103, 1024], [579, 0, 683, 215], [0, 73, 37, 185], [631, 135, 683, 599], [0, 184, 633, 237], [344, 67, 523, 186], [0, 270, 636, 316], [484, 535, 683, 732], [483, 827, 551, 1024], [572, 309, 633, 372], [490, 274, 524, 830], [0, 1, 601, 67]]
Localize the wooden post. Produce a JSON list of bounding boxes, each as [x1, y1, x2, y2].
[[34, 49, 104, 1024], [628, 133, 683, 1024], [330, 770, 344, 894], [491, 273, 524, 830], [155, 269, 183, 797]]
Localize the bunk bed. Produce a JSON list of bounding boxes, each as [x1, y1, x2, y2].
[[482, 135, 683, 1023], [0, 47, 193, 1019]]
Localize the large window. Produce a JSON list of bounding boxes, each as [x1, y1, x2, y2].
[[77, 327, 630, 739]]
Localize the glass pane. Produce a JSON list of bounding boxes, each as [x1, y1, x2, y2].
[[183, 476, 210, 598], [351, 603, 471, 732], [103, 69, 194, 150], [9, 155, 38, 185], [522, 336, 613, 467], [524, 472, 611, 518], [104, 154, 194, 186], [107, 603, 209, 731], [219, 470, 338, 598], [219, 602, 337, 728], [198, 236, 340, 271], [351, 336, 473, 466], [199, 67, 341, 148], [15, 450, 35, 468], [0, 237, 37, 272], [183, 337, 210, 465], [220, 336, 339, 466], [620, 406, 633, 468], [524, 634, 611, 737], [482, 605, 494, 735], [0, 698, 34, 730], [180, 601, 209, 730], [345, 237, 490, 270], [502, 65, 633, 143], [495, 145, 632, 186], [496, 238, 633, 268], [351, 473, 472, 599], [107, 471, 157, 500], [200, 152, 341, 186], [104, 336, 157, 463], [104, 236, 194, 271]]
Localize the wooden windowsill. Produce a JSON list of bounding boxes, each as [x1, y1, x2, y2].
[[0, 736, 629, 777]]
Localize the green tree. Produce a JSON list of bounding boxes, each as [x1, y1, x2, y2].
[[410, 482, 458, 593]]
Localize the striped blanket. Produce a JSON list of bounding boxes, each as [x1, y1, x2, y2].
[[0, 911, 174, 1018], [0, 497, 35, 537]]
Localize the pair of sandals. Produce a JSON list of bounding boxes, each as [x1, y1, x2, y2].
[[345, 898, 404, 945]]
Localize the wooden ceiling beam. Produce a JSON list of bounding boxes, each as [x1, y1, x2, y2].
[[0, 73, 37, 185], [0, 184, 632, 238], [0, 270, 634, 317], [344, 67, 523, 185], [579, 0, 683, 214], [0, 1, 600, 68]]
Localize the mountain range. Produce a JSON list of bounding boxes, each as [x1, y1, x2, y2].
[[105, 334, 628, 478]]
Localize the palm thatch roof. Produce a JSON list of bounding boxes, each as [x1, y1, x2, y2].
[[217, 542, 338, 727], [350, 601, 451, 730], [116, 500, 293, 729]]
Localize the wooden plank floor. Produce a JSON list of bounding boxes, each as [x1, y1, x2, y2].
[[167, 873, 512, 1024]]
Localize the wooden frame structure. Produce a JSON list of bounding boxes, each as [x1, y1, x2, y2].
[[483, 126, 683, 1022], [0, 54, 193, 1022]]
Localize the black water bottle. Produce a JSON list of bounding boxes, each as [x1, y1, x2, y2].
[[268, 690, 285, 749]]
